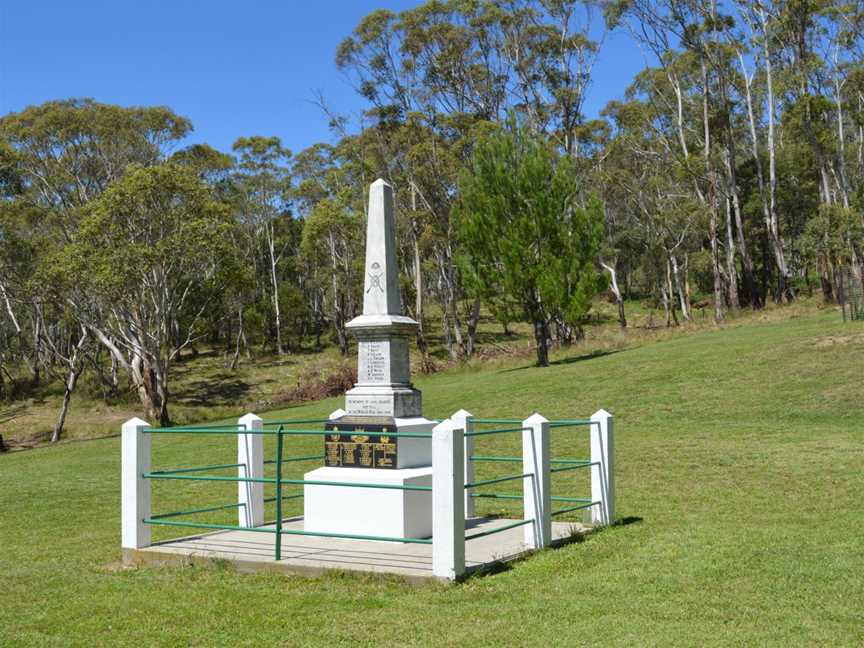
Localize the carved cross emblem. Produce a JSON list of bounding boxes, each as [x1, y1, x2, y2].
[[367, 261, 384, 294]]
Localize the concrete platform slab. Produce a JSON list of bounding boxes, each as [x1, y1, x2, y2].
[[125, 517, 590, 583]]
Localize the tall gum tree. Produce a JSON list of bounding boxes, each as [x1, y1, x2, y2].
[[46, 163, 238, 425]]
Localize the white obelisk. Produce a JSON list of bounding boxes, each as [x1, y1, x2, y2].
[[303, 179, 435, 539], [344, 178, 422, 418]]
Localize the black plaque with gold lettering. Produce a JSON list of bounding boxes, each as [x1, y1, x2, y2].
[[324, 417, 398, 469]]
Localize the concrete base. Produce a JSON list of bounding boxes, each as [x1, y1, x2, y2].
[[304, 466, 433, 538], [125, 518, 589, 584]]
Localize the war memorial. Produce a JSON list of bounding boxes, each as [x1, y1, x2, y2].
[[120, 179, 615, 582]]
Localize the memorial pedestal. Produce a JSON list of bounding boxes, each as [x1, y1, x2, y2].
[[303, 466, 433, 539], [324, 415, 435, 469]]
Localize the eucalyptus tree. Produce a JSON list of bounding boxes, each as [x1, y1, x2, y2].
[[44, 163, 239, 425], [0, 99, 192, 408], [602, 95, 701, 324], [231, 136, 293, 355], [294, 141, 365, 356]]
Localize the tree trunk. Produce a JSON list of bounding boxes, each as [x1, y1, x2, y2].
[[230, 308, 243, 370], [533, 318, 549, 367], [670, 254, 690, 322], [601, 260, 627, 328], [758, 7, 794, 302], [465, 298, 481, 357], [51, 327, 88, 443], [724, 197, 740, 310], [268, 223, 285, 355]]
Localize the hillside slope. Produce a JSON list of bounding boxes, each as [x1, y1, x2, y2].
[[1, 308, 862, 646]]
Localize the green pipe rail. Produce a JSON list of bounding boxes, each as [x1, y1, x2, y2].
[[138, 412, 600, 563], [466, 417, 597, 528]]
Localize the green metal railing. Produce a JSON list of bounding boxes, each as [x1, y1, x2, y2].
[[464, 416, 597, 530], [140, 413, 599, 564], [142, 422, 437, 560]]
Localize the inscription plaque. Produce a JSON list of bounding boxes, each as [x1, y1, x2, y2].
[[362, 341, 387, 382], [324, 417, 397, 469]]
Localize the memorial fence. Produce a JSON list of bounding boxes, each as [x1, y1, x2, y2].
[[120, 409, 614, 581]]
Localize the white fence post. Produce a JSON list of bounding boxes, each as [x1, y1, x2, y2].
[[590, 409, 615, 526], [451, 409, 474, 519], [238, 413, 264, 528], [523, 413, 551, 549], [121, 417, 151, 550], [432, 419, 465, 581]]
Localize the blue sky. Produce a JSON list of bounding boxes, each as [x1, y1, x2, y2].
[[0, 1, 646, 156]]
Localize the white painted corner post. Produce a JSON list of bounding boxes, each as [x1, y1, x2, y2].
[[121, 417, 151, 550], [237, 413, 264, 528], [432, 419, 465, 581], [590, 409, 615, 526], [522, 413, 551, 549], [450, 409, 475, 519]]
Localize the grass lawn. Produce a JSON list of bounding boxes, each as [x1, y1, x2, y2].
[[1, 305, 863, 646]]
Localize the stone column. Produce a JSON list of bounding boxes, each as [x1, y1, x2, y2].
[[450, 409, 475, 518], [522, 413, 551, 549], [432, 419, 465, 581], [121, 417, 151, 550], [237, 413, 264, 528], [590, 409, 615, 526]]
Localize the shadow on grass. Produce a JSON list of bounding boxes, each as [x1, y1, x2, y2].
[[497, 348, 622, 374], [462, 515, 644, 582], [173, 377, 252, 406], [614, 516, 643, 527], [0, 403, 28, 425]]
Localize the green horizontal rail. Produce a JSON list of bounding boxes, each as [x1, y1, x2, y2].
[[150, 501, 245, 520], [280, 429, 432, 438], [144, 473, 276, 484], [262, 419, 331, 425], [470, 418, 522, 424], [144, 519, 273, 533], [551, 502, 599, 517], [471, 492, 522, 500], [292, 478, 431, 492], [550, 462, 596, 473], [143, 472, 431, 491], [470, 456, 592, 466], [264, 494, 304, 504], [276, 528, 432, 545], [143, 518, 432, 545], [465, 473, 531, 489], [264, 454, 325, 465], [464, 426, 528, 438], [465, 518, 534, 541], [143, 427, 431, 437], [145, 428, 272, 435], [470, 494, 592, 503], [149, 424, 250, 432], [549, 420, 593, 428], [149, 462, 245, 476]]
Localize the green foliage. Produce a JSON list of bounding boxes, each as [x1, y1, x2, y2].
[[456, 115, 604, 363], [58, 163, 235, 305]]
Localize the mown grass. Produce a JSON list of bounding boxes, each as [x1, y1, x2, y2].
[[2, 305, 863, 646]]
